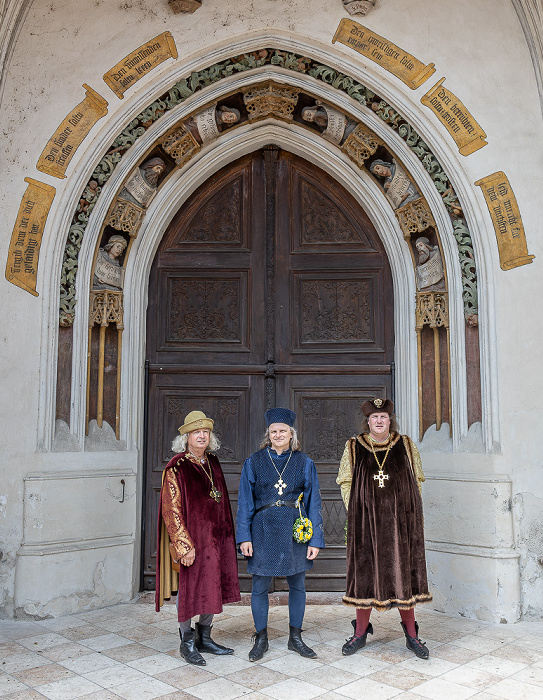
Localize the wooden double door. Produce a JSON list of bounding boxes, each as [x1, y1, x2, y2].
[[143, 148, 394, 591]]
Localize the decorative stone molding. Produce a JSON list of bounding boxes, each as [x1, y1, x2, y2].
[[416, 291, 449, 330], [161, 124, 201, 167], [396, 198, 436, 238], [242, 81, 299, 122], [89, 290, 124, 330], [168, 0, 201, 13], [343, 0, 376, 16], [105, 199, 145, 236], [341, 122, 382, 167]]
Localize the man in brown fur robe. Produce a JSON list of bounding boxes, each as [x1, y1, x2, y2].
[[337, 398, 432, 659]]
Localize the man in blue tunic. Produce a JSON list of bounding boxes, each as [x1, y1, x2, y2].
[[237, 408, 325, 661]]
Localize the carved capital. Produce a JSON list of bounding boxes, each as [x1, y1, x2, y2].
[[161, 124, 201, 167], [415, 291, 449, 330], [242, 82, 299, 122], [168, 0, 201, 12], [396, 197, 436, 238], [343, 0, 376, 15], [105, 198, 145, 237], [341, 123, 382, 167], [89, 290, 124, 329]]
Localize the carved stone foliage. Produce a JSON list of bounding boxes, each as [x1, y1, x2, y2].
[[242, 82, 299, 122], [177, 180, 242, 244], [396, 197, 436, 238], [105, 199, 145, 236], [343, 0, 376, 15], [89, 290, 124, 329], [300, 180, 360, 244], [169, 278, 241, 342], [161, 124, 200, 167], [415, 291, 449, 330], [341, 123, 382, 167], [301, 279, 371, 343], [167, 395, 238, 461]]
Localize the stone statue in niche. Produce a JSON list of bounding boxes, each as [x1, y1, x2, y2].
[[301, 102, 356, 145], [119, 157, 166, 209], [342, 0, 376, 16], [186, 104, 241, 146], [92, 234, 128, 291], [369, 158, 420, 210], [415, 236, 446, 291]]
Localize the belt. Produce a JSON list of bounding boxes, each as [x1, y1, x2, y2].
[[255, 499, 298, 515]]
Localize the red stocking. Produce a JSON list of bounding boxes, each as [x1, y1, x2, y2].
[[399, 608, 417, 638], [355, 608, 372, 637]]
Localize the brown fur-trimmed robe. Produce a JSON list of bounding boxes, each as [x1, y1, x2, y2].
[[340, 433, 432, 610]]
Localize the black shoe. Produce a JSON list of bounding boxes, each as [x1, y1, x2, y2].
[[195, 622, 234, 655], [249, 628, 269, 662], [342, 619, 374, 656], [287, 625, 317, 658], [401, 621, 429, 659], [179, 628, 206, 666]]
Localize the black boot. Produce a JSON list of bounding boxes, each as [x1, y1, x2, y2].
[[249, 628, 269, 662], [195, 622, 234, 655], [179, 628, 206, 666], [287, 625, 317, 658], [401, 621, 429, 659], [342, 619, 374, 656]]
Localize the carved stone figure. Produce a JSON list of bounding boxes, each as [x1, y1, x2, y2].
[[369, 158, 420, 210], [415, 237, 445, 291], [301, 102, 356, 145], [92, 234, 127, 291], [119, 157, 166, 209], [188, 104, 241, 146], [343, 0, 376, 15]]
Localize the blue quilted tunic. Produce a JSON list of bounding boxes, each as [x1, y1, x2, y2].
[[236, 448, 325, 576]]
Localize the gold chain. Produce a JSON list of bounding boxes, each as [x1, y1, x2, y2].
[[188, 451, 221, 501], [370, 436, 392, 471]]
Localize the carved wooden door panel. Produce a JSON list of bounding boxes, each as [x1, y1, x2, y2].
[[143, 149, 394, 592]]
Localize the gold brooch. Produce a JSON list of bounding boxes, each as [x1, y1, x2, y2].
[[373, 398, 384, 408]]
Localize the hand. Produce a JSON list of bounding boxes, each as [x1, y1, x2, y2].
[[307, 547, 320, 560], [181, 548, 196, 566], [240, 541, 253, 557]]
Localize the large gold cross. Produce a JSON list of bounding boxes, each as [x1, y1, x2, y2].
[[274, 477, 287, 495], [373, 471, 389, 488]]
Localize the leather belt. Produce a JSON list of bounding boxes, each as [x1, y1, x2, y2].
[[255, 499, 298, 515]]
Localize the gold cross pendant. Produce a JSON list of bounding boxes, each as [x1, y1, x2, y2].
[[373, 471, 389, 488], [274, 477, 287, 495]]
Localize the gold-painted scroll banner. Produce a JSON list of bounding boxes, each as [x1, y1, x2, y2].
[[5, 178, 56, 296], [36, 85, 108, 179], [475, 172, 535, 271], [421, 78, 487, 156], [103, 31, 178, 99], [332, 19, 435, 89]]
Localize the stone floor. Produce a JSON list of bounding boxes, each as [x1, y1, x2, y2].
[[2, 595, 543, 700]]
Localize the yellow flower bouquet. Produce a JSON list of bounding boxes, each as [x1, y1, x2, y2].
[[292, 492, 313, 543]]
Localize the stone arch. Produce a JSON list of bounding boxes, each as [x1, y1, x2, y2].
[[41, 38, 496, 455]]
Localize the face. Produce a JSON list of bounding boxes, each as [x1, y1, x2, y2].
[[187, 428, 210, 453], [372, 164, 390, 178], [109, 242, 124, 258], [268, 423, 292, 451], [220, 111, 238, 124], [151, 164, 164, 174], [368, 412, 390, 439], [303, 108, 316, 122], [416, 241, 429, 254]]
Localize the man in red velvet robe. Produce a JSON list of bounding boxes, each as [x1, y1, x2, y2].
[[155, 411, 240, 666]]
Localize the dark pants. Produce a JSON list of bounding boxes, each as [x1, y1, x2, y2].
[[251, 571, 306, 632]]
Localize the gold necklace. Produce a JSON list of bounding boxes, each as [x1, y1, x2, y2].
[[369, 435, 392, 488], [191, 452, 221, 502], [267, 448, 293, 496]]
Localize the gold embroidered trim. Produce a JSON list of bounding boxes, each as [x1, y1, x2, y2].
[[162, 466, 194, 560], [358, 432, 401, 452], [342, 592, 433, 611]]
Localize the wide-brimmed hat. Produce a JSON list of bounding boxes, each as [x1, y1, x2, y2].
[[265, 407, 296, 427], [361, 398, 394, 417], [178, 410, 214, 435]]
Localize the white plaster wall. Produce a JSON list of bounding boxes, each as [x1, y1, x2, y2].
[[0, 0, 542, 618]]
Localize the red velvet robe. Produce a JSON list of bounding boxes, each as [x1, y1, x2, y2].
[[155, 452, 240, 621]]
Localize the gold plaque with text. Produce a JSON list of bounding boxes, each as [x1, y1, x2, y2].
[[5, 178, 56, 296], [332, 19, 435, 89], [475, 172, 535, 270], [421, 78, 487, 156], [103, 31, 178, 99], [36, 85, 108, 179]]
